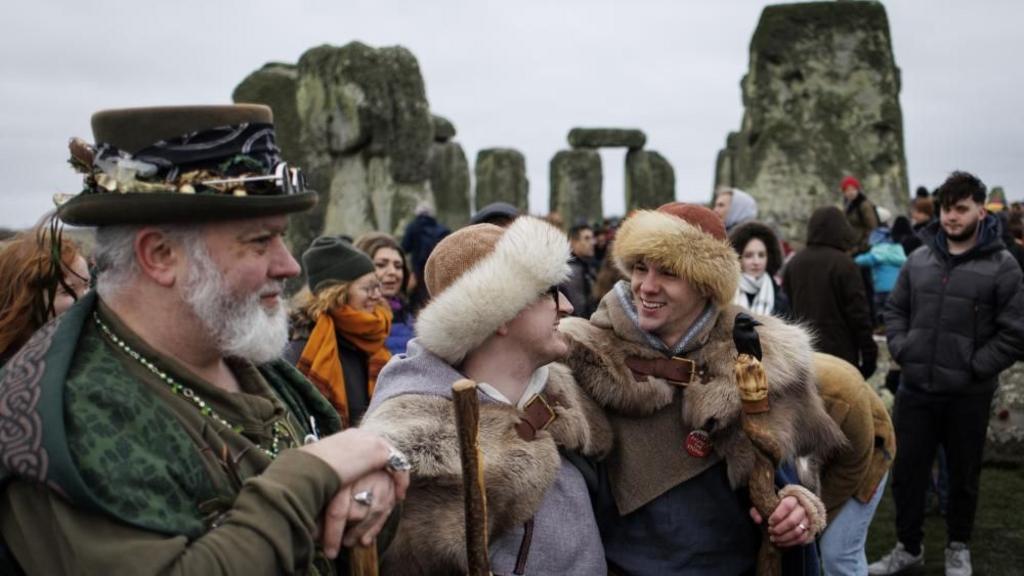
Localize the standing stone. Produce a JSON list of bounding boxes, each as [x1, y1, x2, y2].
[[550, 150, 602, 229], [429, 140, 470, 230], [715, 1, 909, 242], [626, 150, 675, 210], [234, 41, 435, 249], [432, 115, 457, 142], [475, 149, 528, 212], [568, 128, 646, 149]]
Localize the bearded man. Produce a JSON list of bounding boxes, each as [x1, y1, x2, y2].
[[870, 171, 1024, 576], [0, 105, 408, 575], [560, 203, 844, 575]]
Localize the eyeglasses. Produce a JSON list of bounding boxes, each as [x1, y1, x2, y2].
[[548, 285, 561, 304], [199, 161, 307, 196], [357, 282, 384, 297]]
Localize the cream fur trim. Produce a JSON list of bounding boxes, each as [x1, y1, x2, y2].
[[416, 217, 571, 364], [613, 210, 740, 306]]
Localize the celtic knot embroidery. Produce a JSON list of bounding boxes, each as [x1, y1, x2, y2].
[[0, 320, 59, 481]]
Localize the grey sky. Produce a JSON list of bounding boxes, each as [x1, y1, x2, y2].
[[2, 0, 1021, 230]]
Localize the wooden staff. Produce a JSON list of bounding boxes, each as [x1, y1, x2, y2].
[[349, 546, 378, 576], [452, 378, 491, 576], [735, 352, 783, 576]]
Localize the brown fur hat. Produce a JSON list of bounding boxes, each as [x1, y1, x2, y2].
[[728, 221, 785, 276], [613, 203, 740, 306]]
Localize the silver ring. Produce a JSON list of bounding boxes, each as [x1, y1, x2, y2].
[[353, 490, 374, 507], [386, 448, 412, 472], [797, 522, 807, 533]]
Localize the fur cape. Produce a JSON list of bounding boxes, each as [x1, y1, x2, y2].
[[560, 289, 845, 515], [415, 216, 571, 365], [360, 360, 612, 575]]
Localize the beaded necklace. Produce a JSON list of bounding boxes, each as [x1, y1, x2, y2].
[[93, 312, 290, 459]]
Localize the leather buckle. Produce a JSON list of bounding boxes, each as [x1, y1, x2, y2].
[[523, 393, 557, 431], [516, 393, 559, 441], [666, 356, 697, 386]]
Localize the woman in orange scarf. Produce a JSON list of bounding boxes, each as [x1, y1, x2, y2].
[[285, 236, 393, 427]]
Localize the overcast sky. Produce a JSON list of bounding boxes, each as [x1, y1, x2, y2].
[[2, 0, 1021, 229]]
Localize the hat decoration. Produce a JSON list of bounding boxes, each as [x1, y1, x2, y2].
[[56, 105, 317, 226]]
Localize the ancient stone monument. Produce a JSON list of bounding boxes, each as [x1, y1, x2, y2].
[[428, 115, 470, 230], [234, 42, 468, 253], [715, 1, 909, 242], [551, 127, 674, 229], [474, 149, 528, 212]]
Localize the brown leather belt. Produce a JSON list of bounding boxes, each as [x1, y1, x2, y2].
[[515, 391, 561, 441], [625, 355, 699, 386]]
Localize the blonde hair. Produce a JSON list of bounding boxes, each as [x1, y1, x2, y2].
[[291, 281, 352, 321]]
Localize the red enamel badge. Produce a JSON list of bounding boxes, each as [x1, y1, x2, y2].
[[685, 430, 713, 458]]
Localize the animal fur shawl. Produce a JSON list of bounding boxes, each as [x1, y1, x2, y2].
[[560, 289, 845, 515], [360, 347, 612, 575]]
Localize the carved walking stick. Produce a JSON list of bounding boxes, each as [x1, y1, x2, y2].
[[733, 314, 783, 576], [452, 379, 492, 576], [348, 546, 378, 576]]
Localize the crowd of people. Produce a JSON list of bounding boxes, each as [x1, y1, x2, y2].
[[0, 103, 1021, 576]]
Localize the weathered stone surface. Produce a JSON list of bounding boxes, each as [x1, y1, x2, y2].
[[550, 150, 602, 229], [428, 141, 470, 230], [626, 150, 675, 210], [715, 2, 909, 242], [432, 115, 456, 142], [568, 128, 646, 149], [475, 149, 528, 212], [234, 42, 435, 245]]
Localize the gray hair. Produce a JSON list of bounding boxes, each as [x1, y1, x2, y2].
[[93, 224, 204, 299]]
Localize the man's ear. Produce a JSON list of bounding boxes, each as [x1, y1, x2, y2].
[[134, 228, 185, 288]]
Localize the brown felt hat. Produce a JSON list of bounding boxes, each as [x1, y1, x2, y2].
[[57, 105, 317, 226]]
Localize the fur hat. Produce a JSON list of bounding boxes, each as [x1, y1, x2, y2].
[[613, 202, 739, 307], [415, 217, 571, 364], [57, 105, 317, 226]]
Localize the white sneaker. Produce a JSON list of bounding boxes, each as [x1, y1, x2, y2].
[[945, 542, 972, 576], [868, 542, 925, 575]]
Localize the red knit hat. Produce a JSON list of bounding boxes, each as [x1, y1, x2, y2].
[[839, 176, 861, 191], [656, 202, 727, 241]]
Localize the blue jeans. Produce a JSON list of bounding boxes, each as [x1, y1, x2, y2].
[[819, 471, 889, 575]]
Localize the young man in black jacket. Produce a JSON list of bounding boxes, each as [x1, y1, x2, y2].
[[870, 171, 1024, 576]]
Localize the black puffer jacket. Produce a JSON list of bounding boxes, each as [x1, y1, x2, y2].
[[885, 217, 1024, 395]]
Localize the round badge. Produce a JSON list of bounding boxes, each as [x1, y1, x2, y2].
[[685, 430, 712, 458]]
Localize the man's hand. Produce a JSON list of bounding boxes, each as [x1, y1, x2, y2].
[[300, 428, 409, 491], [342, 471, 399, 548], [749, 495, 815, 547]]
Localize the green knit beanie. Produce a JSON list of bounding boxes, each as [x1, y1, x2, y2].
[[302, 236, 375, 292]]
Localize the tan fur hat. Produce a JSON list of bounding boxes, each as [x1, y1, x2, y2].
[[613, 202, 740, 307], [415, 217, 571, 364]]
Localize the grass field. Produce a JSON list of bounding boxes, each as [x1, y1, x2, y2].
[[865, 464, 1024, 575]]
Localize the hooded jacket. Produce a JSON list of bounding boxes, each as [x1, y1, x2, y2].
[[854, 228, 907, 294], [783, 206, 877, 370], [360, 341, 612, 575], [885, 216, 1024, 395]]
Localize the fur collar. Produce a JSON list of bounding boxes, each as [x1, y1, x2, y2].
[[360, 360, 612, 574], [560, 291, 845, 512]]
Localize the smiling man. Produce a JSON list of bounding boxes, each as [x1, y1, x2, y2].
[[360, 217, 613, 575], [0, 105, 408, 575], [560, 202, 843, 575], [871, 171, 1024, 576]]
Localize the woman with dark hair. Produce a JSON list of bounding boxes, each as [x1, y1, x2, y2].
[[728, 221, 790, 318], [0, 225, 90, 366], [355, 232, 414, 355]]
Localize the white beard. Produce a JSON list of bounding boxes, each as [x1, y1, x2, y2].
[[182, 244, 289, 364]]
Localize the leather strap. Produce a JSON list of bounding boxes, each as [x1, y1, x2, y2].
[[625, 356, 698, 386], [515, 392, 561, 441]]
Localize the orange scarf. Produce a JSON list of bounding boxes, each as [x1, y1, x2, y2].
[[296, 304, 392, 427]]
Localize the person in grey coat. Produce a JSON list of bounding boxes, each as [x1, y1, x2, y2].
[[871, 171, 1024, 576]]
